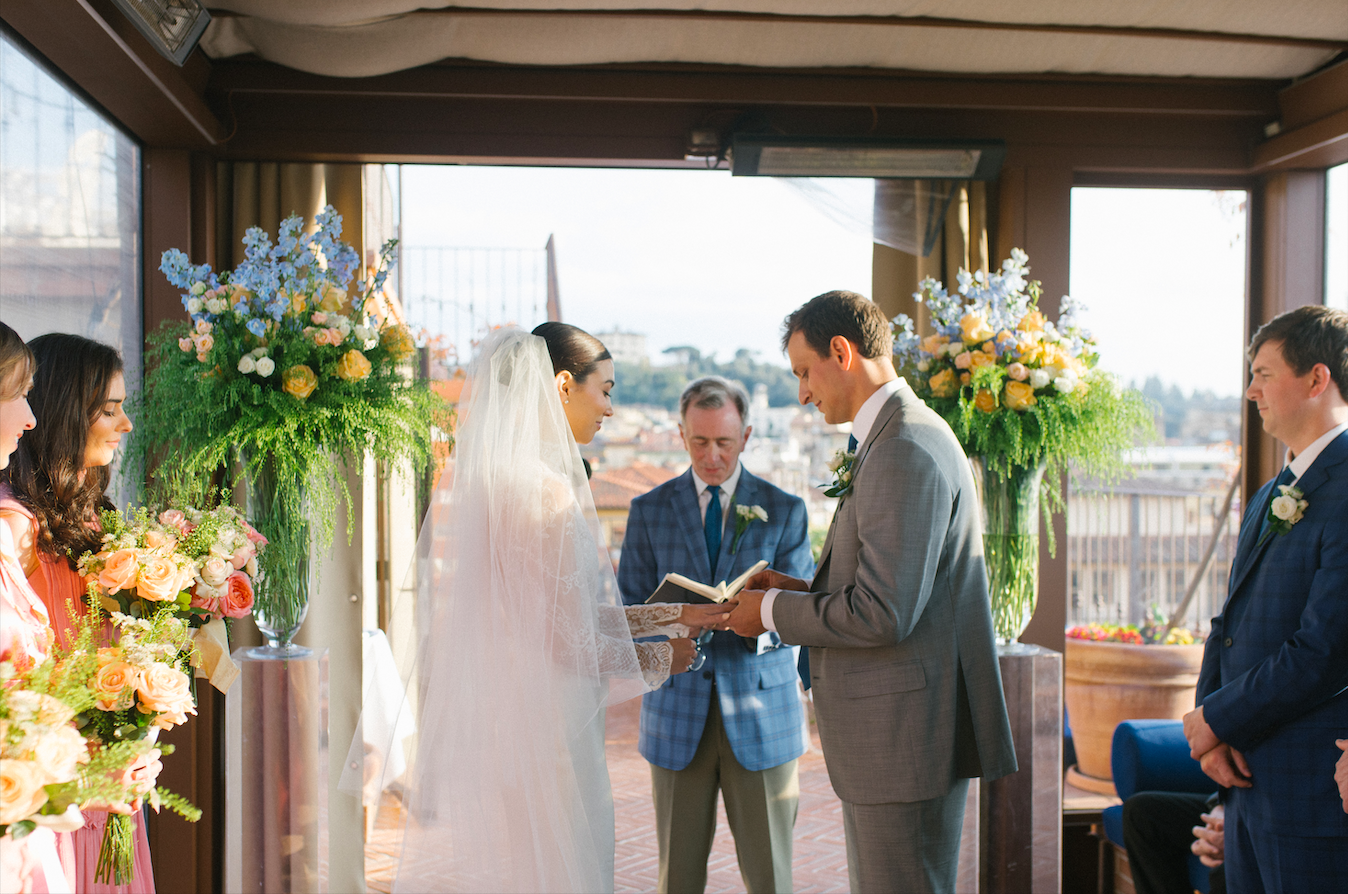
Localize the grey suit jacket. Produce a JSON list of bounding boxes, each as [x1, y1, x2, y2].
[[773, 380, 1018, 804]]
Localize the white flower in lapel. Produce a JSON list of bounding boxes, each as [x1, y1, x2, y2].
[[1262, 484, 1308, 543], [729, 504, 768, 554], [822, 449, 856, 498]]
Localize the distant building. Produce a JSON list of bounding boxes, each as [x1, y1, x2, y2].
[[595, 328, 649, 365], [589, 461, 680, 567]]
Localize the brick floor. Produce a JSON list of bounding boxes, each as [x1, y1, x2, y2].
[[366, 692, 849, 893]]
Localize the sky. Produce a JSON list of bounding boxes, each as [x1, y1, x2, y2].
[[401, 167, 1253, 397]]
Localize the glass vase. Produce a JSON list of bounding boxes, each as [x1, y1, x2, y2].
[[972, 456, 1047, 644], [242, 450, 313, 657]]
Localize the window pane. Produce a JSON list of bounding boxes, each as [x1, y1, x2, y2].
[[0, 30, 142, 500]]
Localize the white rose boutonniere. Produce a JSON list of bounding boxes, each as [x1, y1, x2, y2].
[[1261, 484, 1308, 544], [730, 504, 768, 554], [822, 449, 857, 499]]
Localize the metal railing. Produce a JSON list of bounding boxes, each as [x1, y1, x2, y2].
[[1067, 482, 1242, 635]]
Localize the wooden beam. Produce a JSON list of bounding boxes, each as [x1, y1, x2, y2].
[[1, 0, 225, 147], [1252, 107, 1348, 172]]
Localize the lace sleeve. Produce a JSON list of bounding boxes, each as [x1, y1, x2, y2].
[[635, 641, 672, 689], [625, 603, 691, 639]]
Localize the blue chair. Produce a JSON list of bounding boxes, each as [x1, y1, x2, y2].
[[1101, 720, 1217, 894]]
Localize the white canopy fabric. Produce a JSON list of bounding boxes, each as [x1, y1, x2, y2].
[[200, 1, 1347, 80]]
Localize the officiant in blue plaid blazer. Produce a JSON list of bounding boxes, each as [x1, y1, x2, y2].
[[619, 377, 813, 894], [1185, 306, 1348, 893]]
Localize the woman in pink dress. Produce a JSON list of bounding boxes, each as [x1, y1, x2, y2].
[[0, 332, 153, 894], [0, 322, 70, 894]]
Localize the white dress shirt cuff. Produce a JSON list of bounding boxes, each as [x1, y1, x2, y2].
[[761, 588, 781, 632]]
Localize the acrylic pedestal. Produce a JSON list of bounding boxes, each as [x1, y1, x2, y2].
[[226, 646, 329, 894]]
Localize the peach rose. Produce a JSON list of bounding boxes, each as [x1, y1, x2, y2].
[[1018, 310, 1045, 332], [119, 748, 163, 797], [1004, 380, 1038, 411], [92, 658, 139, 712], [1006, 362, 1029, 381], [953, 351, 973, 370], [316, 328, 344, 347], [136, 663, 195, 717], [200, 556, 232, 587], [230, 545, 253, 570], [973, 388, 999, 413], [928, 368, 959, 398], [220, 572, 255, 619], [178, 337, 194, 353], [919, 334, 948, 355], [380, 324, 416, 361], [137, 556, 184, 602], [0, 760, 50, 825], [960, 310, 995, 344], [968, 350, 996, 370], [32, 724, 89, 782], [189, 584, 222, 617], [282, 365, 317, 400], [98, 549, 140, 594], [335, 349, 373, 382], [159, 509, 187, 531], [310, 312, 329, 325], [194, 334, 214, 353], [241, 522, 267, 547], [318, 284, 347, 313]]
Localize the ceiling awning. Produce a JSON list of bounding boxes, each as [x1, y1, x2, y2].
[[200, 1, 1348, 81]]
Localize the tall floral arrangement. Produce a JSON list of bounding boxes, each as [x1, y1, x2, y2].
[[137, 207, 447, 646], [893, 249, 1154, 640]]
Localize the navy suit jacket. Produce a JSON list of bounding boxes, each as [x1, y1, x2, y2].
[[1197, 428, 1348, 836], [618, 467, 814, 772]]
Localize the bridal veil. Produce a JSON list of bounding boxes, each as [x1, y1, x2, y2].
[[353, 328, 648, 893]]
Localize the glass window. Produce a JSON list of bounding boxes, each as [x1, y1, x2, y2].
[[1327, 162, 1347, 310], [0, 28, 143, 500]]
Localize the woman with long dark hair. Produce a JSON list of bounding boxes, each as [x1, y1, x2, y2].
[[0, 333, 153, 893]]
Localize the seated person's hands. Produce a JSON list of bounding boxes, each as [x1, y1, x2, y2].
[[744, 568, 809, 592], [668, 637, 697, 675], [679, 603, 732, 636], [1191, 804, 1224, 868]]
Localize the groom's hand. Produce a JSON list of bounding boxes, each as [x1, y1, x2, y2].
[[724, 590, 768, 637], [745, 569, 809, 592]]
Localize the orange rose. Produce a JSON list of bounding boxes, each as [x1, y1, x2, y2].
[[0, 760, 50, 825], [98, 549, 140, 594], [1004, 380, 1038, 411], [220, 572, 255, 619], [960, 372, 971, 385], [960, 309, 995, 344], [92, 657, 140, 712], [919, 334, 949, 355], [136, 556, 183, 602], [973, 388, 999, 413], [318, 284, 347, 313], [282, 365, 318, 400], [136, 663, 195, 717], [334, 349, 373, 382], [927, 368, 958, 398]]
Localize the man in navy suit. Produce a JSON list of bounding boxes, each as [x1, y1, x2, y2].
[[1184, 305, 1348, 892], [619, 376, 814, 894]]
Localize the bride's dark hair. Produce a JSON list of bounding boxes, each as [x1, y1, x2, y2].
[[532, 322, 612, 382], [3, 333, 124, 563], [0, 322, 35, 401]]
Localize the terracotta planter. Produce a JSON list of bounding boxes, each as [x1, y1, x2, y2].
[[1064, 638, 1205, 784]]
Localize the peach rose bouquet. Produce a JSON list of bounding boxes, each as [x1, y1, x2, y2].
[[892, 249, 1154, 642]]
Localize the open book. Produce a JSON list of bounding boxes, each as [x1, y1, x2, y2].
[[645, 560, 769, 605]]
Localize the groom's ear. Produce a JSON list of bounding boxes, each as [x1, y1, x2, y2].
[[830, 335, 856, 370]]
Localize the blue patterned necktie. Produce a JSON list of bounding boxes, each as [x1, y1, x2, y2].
[[704, 484, 722, 566], [1258, 465, 1297, 540], [847, 434, 858, 454]]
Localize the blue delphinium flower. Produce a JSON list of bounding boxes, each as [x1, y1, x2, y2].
[[246, 318, 268, 338]]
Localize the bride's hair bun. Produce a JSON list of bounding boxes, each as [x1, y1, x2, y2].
[[532, 322, 612, 383]]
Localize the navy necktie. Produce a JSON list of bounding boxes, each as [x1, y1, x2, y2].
[[1258, 465, 1297, 540], [847, 434, 858, 454], [704, 484, 722, 566]]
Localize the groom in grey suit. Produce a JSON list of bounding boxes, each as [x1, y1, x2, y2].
[[724, 290, 1018, 893]]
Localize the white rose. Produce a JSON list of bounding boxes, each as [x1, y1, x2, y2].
[[827, 450, 847, 472], [32, 725, 88, 783], [751, 506, 768, 521], [945, 341, 965, 356], [245, 556, 258, 577], [1029, 369, 1052, 389], [190, 282, 207, 296], [1053, 374, 1077, 394], [250, 347, 268, 359], [201, 555, 232, 586], [840, 469, 852, 483], [237, 356, 257, 374], [1270, 495, 1299, 521], [255, 357, 275, 377], [186, 297, 204, 314], [205, 297, 227, 314], [917, 359, 930, 372]]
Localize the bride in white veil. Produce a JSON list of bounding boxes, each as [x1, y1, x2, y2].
[[378, 325, 723, 893]]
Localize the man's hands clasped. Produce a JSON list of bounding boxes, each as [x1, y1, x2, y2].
[[1183, 705, 1252, 789]]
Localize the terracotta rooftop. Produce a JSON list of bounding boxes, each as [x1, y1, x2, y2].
[[590, 461, 680, 510]]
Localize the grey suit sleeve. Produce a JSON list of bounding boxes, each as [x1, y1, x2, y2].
[[777, 437, 954, 648]]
